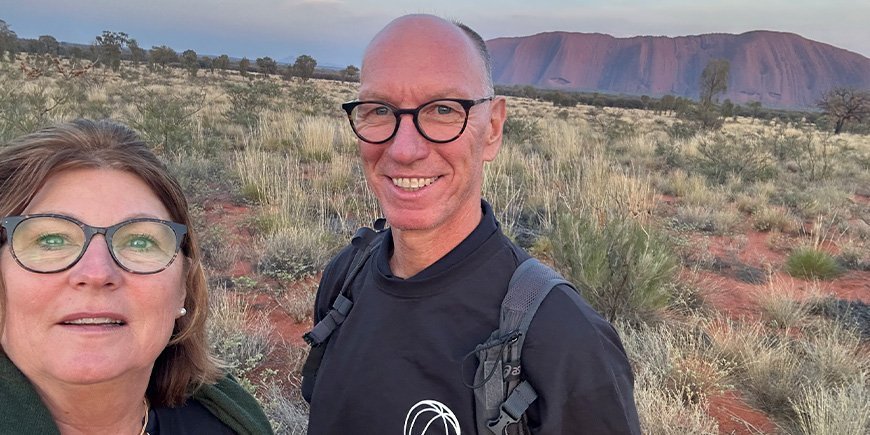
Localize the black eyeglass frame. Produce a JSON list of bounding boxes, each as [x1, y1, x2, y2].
[[0, 213, 189, 275], [341, 97, 493, 144]]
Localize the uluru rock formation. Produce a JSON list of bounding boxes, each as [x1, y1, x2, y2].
[[487, 31, 870, 108]]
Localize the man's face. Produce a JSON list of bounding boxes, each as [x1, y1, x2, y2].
[[357, 17, 506, 238]]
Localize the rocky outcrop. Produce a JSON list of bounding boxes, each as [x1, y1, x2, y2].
[[487, 31, 870, 108]]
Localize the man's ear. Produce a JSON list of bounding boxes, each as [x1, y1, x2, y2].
[[482, 96, 506, 162]]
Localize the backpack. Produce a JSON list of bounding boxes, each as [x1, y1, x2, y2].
[[301, 222, 573, 435]]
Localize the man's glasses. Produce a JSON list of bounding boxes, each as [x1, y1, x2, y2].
[[341, 97, 493, 144], [1, 214, 188, 274]]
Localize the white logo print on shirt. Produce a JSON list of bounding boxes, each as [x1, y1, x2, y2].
[[404, 400, 461, 435]]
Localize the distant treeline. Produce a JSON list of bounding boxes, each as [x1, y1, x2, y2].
[[495, 85, 824, 125]]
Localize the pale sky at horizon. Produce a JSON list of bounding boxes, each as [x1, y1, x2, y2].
[[2, 0, 868, 67]]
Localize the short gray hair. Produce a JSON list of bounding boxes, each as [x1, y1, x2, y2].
[[452, 20, 494, 95]]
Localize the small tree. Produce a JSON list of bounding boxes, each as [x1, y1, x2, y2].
[[128, 39, 146, 66], [213, 54, 230, 72], [37, 35, 59, 55], [340, 64, 359, 82], [181, 49, 199, 77], [817, 87, 870, 134], [686, 58, 730, 130], [0, 20, 18, 60], [747, 101, 762, 122], [255, 56, 278, 77], [700, 59, 730, 106], [93, 30, 129, 71], [149, 45, 178, 69], [238, 57, 250, 77], [720, 98, 735, 119], [292, 54, 316, 81], [202, 56, 214, 74]]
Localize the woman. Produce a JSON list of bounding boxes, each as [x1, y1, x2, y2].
[[0, 119, 273, 435]]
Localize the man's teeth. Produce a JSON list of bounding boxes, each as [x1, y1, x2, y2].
[[392, 177, 437, 190], [64, 318, 124, 325]]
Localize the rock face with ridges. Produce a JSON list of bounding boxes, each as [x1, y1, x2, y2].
[[487, 31, 870, 108]]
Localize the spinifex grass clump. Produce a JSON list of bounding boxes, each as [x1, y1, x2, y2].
[[552, 213, 678, 323], [786, 247, 842, 280]]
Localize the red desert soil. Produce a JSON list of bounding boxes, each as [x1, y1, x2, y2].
[[202, 199, 312, 346], [707, 391, 778, 434]]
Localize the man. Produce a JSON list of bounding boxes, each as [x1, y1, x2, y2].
[[305, 14, 641, 434]]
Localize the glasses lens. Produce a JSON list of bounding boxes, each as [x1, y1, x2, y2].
[[350, 103, 397, 143], [11, 216, 85, 272], [417, 100, 467, 142], [111, 221, 180, 273]]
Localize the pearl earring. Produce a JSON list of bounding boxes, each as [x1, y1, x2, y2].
[[178, 307, 187, 317]]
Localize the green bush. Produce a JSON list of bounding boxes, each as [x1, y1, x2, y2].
[[786, 248, 842, 280], [695, 132, 777, 184], [224, 81, 281, 130], [551, 213, 678, 322], [503, 116, 540, 145], [126, 88, 205, 154]]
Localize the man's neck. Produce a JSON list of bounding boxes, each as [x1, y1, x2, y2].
[[389, 204, 483, 278]]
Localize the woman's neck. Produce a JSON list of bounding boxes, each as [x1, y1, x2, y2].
[[33, 378, 150, 435]]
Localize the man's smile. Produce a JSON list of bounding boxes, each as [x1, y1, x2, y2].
[[391, 176, 440, 191]]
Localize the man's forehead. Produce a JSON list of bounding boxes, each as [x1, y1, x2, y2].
[[359, 16, 487, 100]]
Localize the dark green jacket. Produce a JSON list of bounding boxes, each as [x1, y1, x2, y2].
[[0, 354, 274, 435]]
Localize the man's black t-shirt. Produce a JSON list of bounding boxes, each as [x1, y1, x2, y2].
[[307, 201, 640, 434]]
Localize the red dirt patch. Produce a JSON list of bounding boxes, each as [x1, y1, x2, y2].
[[243, 291, 310, 346], [708, 390, 778, 434]]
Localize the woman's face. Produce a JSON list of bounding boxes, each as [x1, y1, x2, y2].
[[0, 168, 186, 389]]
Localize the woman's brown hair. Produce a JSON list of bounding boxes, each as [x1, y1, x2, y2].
[[0, 119, 221, 406]]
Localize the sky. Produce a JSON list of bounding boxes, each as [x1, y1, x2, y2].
[[2, 0, 868, 68]]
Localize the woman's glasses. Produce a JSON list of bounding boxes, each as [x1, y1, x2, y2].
[[1, 214, 187, 274]]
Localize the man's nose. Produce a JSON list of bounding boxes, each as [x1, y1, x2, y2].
[[386, 114, 431, 164]]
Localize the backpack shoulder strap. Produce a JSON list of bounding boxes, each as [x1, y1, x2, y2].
[[300, 219, 385, 403], [473, 257, 573, 435], [303, 218, 385, 346]]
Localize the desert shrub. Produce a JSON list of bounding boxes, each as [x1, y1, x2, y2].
[[671, 205, 741, 235], [503, 116, 541, 145], [619, 321, 734, 410], [800, 320, 868, 387], [208, 285, 273, 387], [260, 382, 309, 434], [126, 87, 205, 154], [276, 280, 318, 323], [657, 169, 722, 207], [785, 248, 842, 280], [257, 228, 335, 282], [634, 374, 720, 434], [694, 132, 776, 183], [0, 58, 97, 141], [654, 138, 687, 169], [734, 193, 765, 215], [294, 116, 335, 163], [286, 82, 332, 114], [739, 336, 806, 421], [166, 152, 239, 204], [197, 223, 238, 272], [552, 213, 678, 322], [591, 111, 636, 143], [754, 286, 807, 330], [224, 80, 281, 130], [665, 121, 700, 140], [752, 206, 800, 233], [791, 380, 869, 435]]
